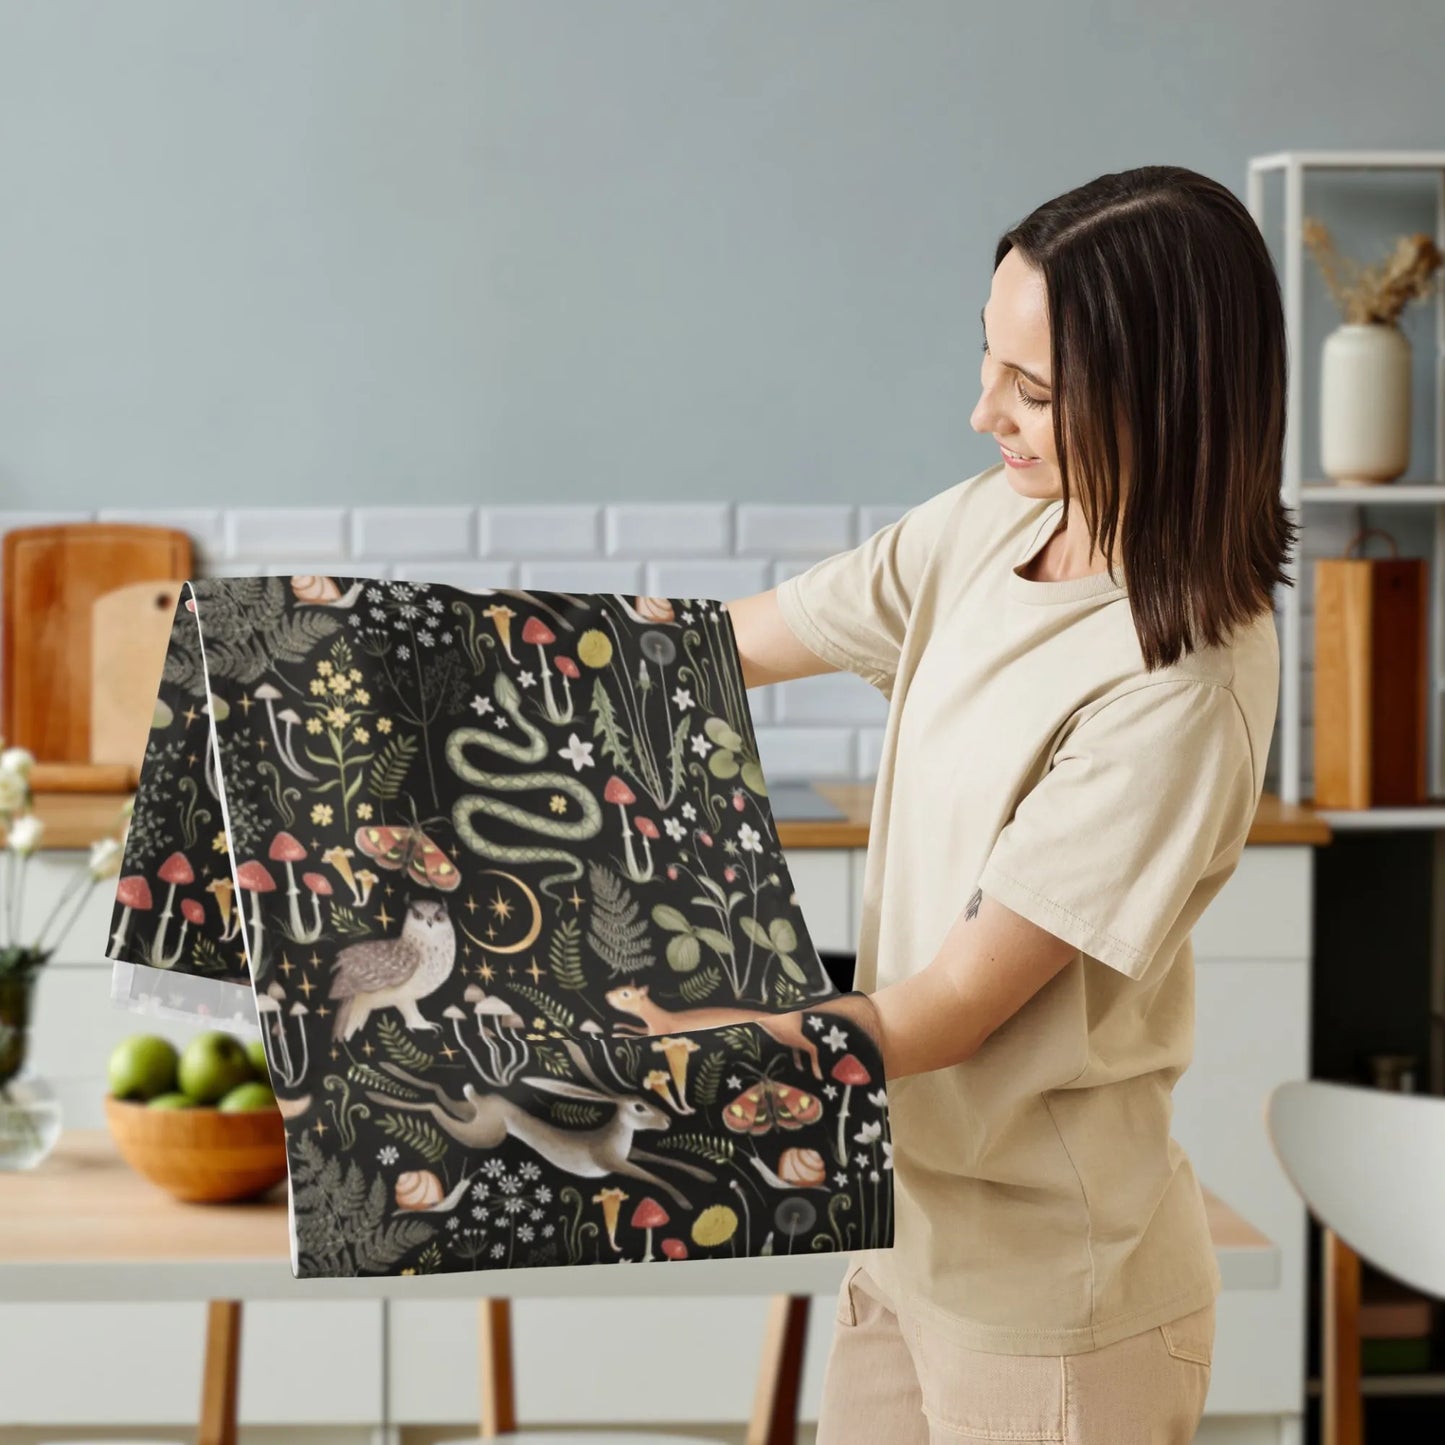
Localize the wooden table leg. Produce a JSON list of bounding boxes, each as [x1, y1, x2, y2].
[[748, 1293, 810, 1445], [1322, 1227, 1363, 1445], [478, 1297, 518, 1437], [197, 1299, 242, 1445]]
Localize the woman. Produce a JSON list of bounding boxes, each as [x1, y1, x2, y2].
[[724, 166, 1295, 1443]]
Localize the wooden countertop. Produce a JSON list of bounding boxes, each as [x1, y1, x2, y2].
[[773, 784, 1331, 850], [30, 785, 1331, 852], [0, 1129, 1278, 1300]]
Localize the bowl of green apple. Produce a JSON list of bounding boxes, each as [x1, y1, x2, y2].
[[104, 1030, 288, 1202]]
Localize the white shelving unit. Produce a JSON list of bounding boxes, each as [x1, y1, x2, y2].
[[1247, 150, 1445, 824]]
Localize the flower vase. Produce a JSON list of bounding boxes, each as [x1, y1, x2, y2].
[[0, 957, 63, 1170], [1320, 322, 1412, 486]]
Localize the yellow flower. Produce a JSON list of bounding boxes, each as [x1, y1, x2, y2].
[[212, 830, 229, 854], [326, 706, 350, 728], [331, 675, 351, 694], [306, 717, 323, 734], [353, 726, 370, 744], [549, 794, 567, 814], [356, 803, 373, 820], [691, 1204, 739, 1248], [317, 660, 333, 676], [354, 688, 370, 705], [309, 678, 327, 696], [349, 668, 362, 682], [310, 803, 334, 827], [577, 629, 612, 668], [376, 717, 393, 734]]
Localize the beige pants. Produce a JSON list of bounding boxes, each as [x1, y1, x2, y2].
[[815, 1259, 1215, 1443]]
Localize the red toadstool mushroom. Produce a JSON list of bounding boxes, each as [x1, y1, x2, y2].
[[110, 875, 153, 955], [630, 1196, 670, 1263]]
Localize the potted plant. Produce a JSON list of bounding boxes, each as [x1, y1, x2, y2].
[[0, 743, 125, 1170], [1304, 218, 1443, 486]]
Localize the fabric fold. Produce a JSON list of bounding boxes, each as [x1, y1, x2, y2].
[[104, 575, 894, 1278]]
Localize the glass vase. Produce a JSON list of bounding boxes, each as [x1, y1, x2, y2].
[[0, 958, 64, 1171]]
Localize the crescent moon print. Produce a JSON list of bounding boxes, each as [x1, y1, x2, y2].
[[107, 577, 894, 1278], [457, 869, 544, 955]]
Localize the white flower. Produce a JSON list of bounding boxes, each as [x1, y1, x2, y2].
[[672, 687, 694, 710], [558, 734, 595, 771], [664, 817, 685, 841], [7, 814, 44, 855], [737, 822, 763, 854], [0, 747, 35, 778], [87, 837, 122, 880]]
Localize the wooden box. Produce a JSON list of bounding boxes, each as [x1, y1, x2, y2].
[[1312, 538, 1429, 808]]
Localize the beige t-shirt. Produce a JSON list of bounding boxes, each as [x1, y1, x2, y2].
[[774, 462, 1279, 1355]]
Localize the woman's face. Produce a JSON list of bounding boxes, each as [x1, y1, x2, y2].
[[969, 249, 1059, 499]]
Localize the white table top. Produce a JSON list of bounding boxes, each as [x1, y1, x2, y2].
[[0, 1130, 1281, 1302]]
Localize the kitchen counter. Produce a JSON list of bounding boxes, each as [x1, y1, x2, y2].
[[31, 785, 1331, 852]]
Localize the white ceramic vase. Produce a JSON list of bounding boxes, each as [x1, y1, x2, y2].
[[1320, 322, 1411, 486]]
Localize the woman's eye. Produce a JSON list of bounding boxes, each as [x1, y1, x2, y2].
[[983, 338, 1050, 410]]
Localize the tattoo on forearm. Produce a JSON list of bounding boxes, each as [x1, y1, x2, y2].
[[965, 887, 982, 921]]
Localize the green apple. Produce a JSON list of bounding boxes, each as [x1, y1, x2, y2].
[[243, 1037, 270, 1081], [177, 1030, 254, 1105], [147, 1091, 196, 1110], [218, 1080, 277, 1112], [108, 1034, 179, 1101]]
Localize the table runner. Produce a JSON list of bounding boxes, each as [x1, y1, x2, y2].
[[105, 576, 893, 1278]]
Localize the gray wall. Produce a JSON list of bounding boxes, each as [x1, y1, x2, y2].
[[2, 0, 1443, 511]]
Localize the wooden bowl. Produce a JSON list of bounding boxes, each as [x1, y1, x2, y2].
[[103, 1094, 289, 1203]]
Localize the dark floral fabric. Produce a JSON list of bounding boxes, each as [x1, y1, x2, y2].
[[107, 576, 894, 1278]]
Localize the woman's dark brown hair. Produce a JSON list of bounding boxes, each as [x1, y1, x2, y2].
[[997, 165, 1298, 671]]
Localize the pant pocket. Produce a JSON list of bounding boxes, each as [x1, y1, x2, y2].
[[836, 1259, 867, 1327], [1158, 1298, 1215, 1367]]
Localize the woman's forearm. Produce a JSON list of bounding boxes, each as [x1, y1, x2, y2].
[[814, 962, 977, 1083]]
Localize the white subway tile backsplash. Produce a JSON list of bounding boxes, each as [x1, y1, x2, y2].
[[606, 504, 732, 556], [207, 559, 392, 580], [225, 507, 348, 561], [0, 509, 95, 533], [520, 560, 643, 592], [392, 561, 519, 589], [860, 504, 909, 535], [645, 558, 771, 601], [482, 505, 601, 556], [771, 556, 835, 586], [352, 507, 476, 560], [736, 504, 854, 556], [96, 508, 226, 560], [775, 671, 888, 725], [754, 726, 856, 780], [856, 727, 886, 779]]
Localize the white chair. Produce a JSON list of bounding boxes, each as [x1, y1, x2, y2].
[[1266, 1079, 1445, 1294], [1265, 1079, 1445, 1445]]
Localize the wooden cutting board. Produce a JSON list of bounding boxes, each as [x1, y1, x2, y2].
[[2, 524, 193, 787], [91, 578, 190, 775]]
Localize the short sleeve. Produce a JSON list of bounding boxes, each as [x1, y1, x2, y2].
[[975, 681, 1258, 980], [774, 481, 964, 695]]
